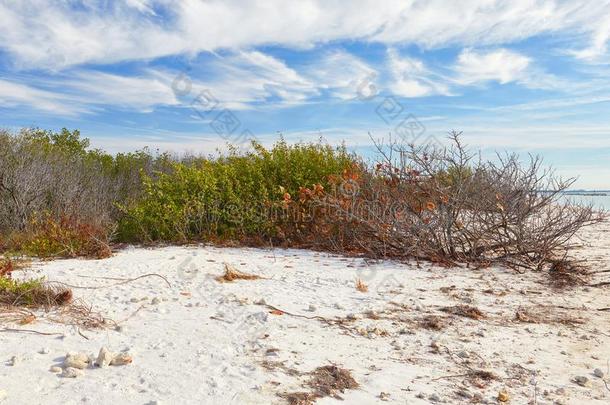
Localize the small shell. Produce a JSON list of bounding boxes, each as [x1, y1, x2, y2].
[[110, 353, 133, 366], [49, 366, 63, 373]]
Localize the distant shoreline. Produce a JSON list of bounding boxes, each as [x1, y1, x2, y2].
[[564, 191, 610, 197]]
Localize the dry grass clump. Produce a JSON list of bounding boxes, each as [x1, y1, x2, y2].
[[1, 258, 73, 308], [418, 314, 447, 330], [307, 365, 359, 400], [215, 263, 261, 283], [0, 259, 13, 278], [0, 277, 73, 307], [514, 306, 585, 326], [467, 369, 498, 386], [547, 258, 589, 288], [279, 392, 317, 405], [0, 259, 110, 329], [279, 364, 359, 404], [440, 305, 485, 320], [355, 278, 368, 293]]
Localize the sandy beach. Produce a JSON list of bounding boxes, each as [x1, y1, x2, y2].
[[0, 222, 608, 404]]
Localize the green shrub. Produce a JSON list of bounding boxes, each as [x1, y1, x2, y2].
[[117, 139, 354, 242]]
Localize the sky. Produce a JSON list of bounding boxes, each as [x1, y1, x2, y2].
[[0, 1, 609, 189]]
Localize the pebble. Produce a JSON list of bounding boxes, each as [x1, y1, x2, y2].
[[250, 312, 268, 323], [307, 305, 317, 312], [151, 297, 161, 305], [8, 356, 19, 366], [110, 352, 133, 366], [428, 393, 441, 402], [61, 367, 84, 378], [456, 389, 472, 399], [254, 298, 266, 305], [574, 376, 591, 387], [498, 390, 510, 402], [49, 366, 62, 373], [457, 351, 469, 359], [130, 298, 139, 303], [39, 348, 50, 355], [379, 392, 390, 401], [593, 368, 604, 378], [334, 303, 346, 310]]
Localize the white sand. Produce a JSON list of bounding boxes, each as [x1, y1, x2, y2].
[[1, 223, 609, 404]]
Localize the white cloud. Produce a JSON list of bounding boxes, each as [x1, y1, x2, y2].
[[0, 49, 374, 115], [157, 50, 377, 110], [387, 48, 452, 97], [302, 51, 377, 100], [63, 71, 179, 112], [1, 1, 610, 69], [454, 48, 531, 85], [0, 79, 85, 115], [178, 50, 318, 110], [570, 13, 610, 61], [0, 70, 180, 115]]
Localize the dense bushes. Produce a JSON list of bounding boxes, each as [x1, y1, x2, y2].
[[117, 140, 354, 242], [0, 128, 354, 254], [0, 128, 169, 257], [0, 127, 604, 275]]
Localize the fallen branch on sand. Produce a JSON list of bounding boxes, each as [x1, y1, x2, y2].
[[0, 327, 64, 336], [254, 302, 357, 336], [51, 273, 171, 289]]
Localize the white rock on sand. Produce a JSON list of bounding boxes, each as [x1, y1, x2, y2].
[[95, 347, 113, 368], [0, 222, 609, 404], [62, 352, 89, 370]]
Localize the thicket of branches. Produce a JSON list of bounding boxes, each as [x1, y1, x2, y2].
[[0, 128, 168, 257], [286, 132, 605, 272]]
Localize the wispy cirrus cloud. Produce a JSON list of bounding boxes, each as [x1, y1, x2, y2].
[[0, 79, 86, 115], [386, 48, 452, 97], [0, 70, 180, 116]]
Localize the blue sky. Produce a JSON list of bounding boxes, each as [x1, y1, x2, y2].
[[1, 1, 610, 188]]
